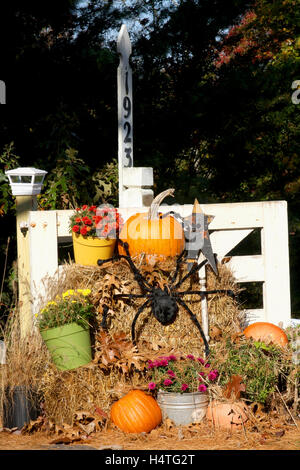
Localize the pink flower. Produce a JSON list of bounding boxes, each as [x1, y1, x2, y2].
[[168, 355, 177, 361], [186, 354, 195, 360], [159, 359, 169, 367], [181, 384, 189, 391], [208, 370, 219, 382], [147, 361, 154, 369], [197, 357, 205, 364], [163, 379, 173, 386], [148, 382, 156, 390], [152, 358, 168, 367], [167, 370, 176, 378], [198, 372, 205, 382], [205, 363, 211, 368], [198, 384, 207, 393]]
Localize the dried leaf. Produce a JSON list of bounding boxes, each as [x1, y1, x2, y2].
[[94, 407, 109, 419], [50, 436, 83, 445], [223, 374, 246, 399], [231, 332, 244, 344], [21, 417, 45, 434], [94, 331, 147, 372], [78, 422, 96, 435], [0, 203, 5, 217], [210, 326, 222, 340], [164, 418, 174, 431]]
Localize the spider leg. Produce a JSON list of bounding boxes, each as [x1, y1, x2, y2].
[[131, 298, 152, 346], [114, 293, 151, 300], [97, 239, 153, 293], [117, 240, 153, 290], [97, 254, 119, 265], [176, 297, 210, 357], [173, 258, 208, 290], [175, 289, 235, 299], [100, 304, 109, 330], [169, 249, 188, 284]]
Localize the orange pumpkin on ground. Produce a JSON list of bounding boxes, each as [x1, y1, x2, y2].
[[206, 400, 248, 430], [110, 390, 162, 433], [119, 189, 185, 261], [243, 322, 288, 347]]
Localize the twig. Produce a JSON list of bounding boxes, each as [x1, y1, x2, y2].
[[0, 237, 10, 303], [293, 374, 298, 415], [275, 385, 298, 427]]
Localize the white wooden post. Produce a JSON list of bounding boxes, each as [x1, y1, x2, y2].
[[117, 24, 153, 207], [261, 201, 291, 326], [15, 195, 38, 336], [117, 24, 133, 201], [199, 268, 209, 342]]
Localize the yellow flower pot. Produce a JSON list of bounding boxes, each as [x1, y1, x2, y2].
[[72, 233, 116, 266]]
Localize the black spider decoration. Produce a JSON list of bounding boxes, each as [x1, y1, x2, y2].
[[97, 239, 235, 357]]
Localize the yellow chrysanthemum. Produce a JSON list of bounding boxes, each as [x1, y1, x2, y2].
[[47, 300, 57, 306], [62, 289, 76, 298], [77, 288, 91, 296]]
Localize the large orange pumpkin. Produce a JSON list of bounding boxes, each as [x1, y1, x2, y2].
[[243, 322, 289, 347], [119, 189, 185, 261], [110, 390, 162, 433]]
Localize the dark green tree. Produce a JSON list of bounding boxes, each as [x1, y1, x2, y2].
[[131, 0, 251, 199]]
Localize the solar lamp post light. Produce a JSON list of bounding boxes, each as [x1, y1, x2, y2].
[[5, 167, 47, 336]]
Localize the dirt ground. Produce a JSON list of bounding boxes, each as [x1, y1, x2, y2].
[[0, 417, 299, 452]]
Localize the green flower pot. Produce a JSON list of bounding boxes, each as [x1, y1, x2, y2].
[[40, 322, 92, 371]]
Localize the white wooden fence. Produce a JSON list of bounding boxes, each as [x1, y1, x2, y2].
[[20, 200, 292, 329]]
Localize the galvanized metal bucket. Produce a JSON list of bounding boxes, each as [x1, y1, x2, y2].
[[157, 391, 209, 426]]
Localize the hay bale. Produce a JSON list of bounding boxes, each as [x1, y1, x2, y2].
[[59, 256, 243, 352], [5, 256, 244, 426], [38, 256, 244, 361]]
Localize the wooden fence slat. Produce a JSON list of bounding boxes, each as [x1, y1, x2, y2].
[[210, 229, 254, 261], [57, 209, 74, 238], [29, 211, 58, 313], [226, 255, 264, 283], [261, 201, 291, 326]]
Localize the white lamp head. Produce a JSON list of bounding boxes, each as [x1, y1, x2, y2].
[[5, 167, 47, 196]]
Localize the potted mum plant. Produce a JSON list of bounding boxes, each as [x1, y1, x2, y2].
[[37, 288, 95, 371], [146, 354, 219, 426], [69, 204, 124, 266]]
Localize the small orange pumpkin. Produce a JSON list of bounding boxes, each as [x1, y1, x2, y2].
[[110, 390, 162, 433], [243, 322, 288, 347], [206, 400, 248, 430], [119, 189, 185, 261]]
